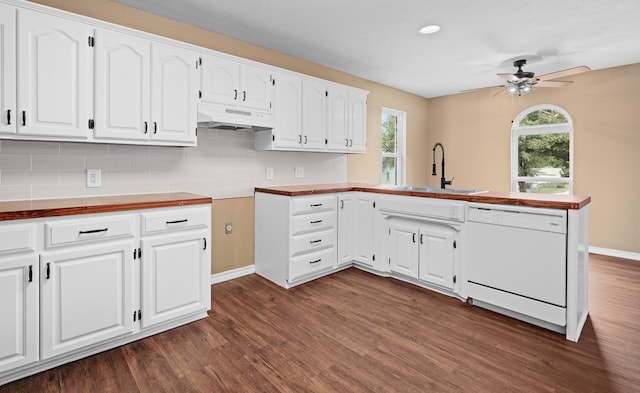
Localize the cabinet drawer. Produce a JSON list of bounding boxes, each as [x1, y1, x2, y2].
[[45, 214, 135, 248], [141, 207, 209, 235], [291, 228, 335, 256], [291, 210, 336, 235], [0, 224, 36, 254], [290, 247, 336, 282], [291, 195, 336, 215]]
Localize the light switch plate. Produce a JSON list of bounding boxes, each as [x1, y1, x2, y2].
[[294, 167, 304, 178], [87, 169, 101, 188], [265, 167, 274, 180]]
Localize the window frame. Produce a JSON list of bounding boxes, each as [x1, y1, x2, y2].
[[381, 107, 406, 185], [511, 104, 574, 194]]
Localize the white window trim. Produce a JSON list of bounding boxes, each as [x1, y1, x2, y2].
[[382, 107, 406, 185], [511, 104, 574, 194]]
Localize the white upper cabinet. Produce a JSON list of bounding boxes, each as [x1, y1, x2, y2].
[[301, 77, 327, 149], [0, 4, 16, 135], [17, 9, 92, 139], [94, 29, 150, 142], [150, 43, 198, 144], [326, 84, 367, 153], [272, 72, 303, 149], [326, 84, 349, 151], [201, 55, 274, 112], [348, 90, 367, 153]]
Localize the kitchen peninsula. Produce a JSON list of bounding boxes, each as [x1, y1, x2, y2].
[[255, 183, 590, 342]]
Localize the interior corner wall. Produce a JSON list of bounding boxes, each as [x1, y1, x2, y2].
[[426, 63, 640, 254]]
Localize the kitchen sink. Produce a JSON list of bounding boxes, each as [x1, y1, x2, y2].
[[386, 185, 488, 195]]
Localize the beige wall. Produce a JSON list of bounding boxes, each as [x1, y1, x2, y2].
[[30, 0, 640, 260], [211, 197, 255, 274], [426, 64, 640, 253]]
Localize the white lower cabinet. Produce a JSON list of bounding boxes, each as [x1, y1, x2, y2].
[[338, 193, 375, 268], [255, 192, 337, 288], [0, 254, 38, 373], [388, 221, 420, 277], [0, 202, 211, 385], [417, 223, 456, 290], [39, 241, 134, 360], [141, 229, 209, 328]]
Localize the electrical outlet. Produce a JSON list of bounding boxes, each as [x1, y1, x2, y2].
[[87, 169, 101, 188], [225, 222, 232, 234], [294, 167, 304, 178], [265, 167, 274, 180]]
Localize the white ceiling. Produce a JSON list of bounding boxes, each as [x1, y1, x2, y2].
[[115, 0, 640, 98]]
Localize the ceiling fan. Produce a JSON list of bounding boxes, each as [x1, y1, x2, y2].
[[487, 59, 590, 96]]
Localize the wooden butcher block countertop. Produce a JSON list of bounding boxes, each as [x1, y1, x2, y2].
[[0, 192, 212, 221], [255, 183, 591, 210]]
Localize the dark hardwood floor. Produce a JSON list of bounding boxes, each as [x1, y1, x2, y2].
[[2, 254, 639, 393]]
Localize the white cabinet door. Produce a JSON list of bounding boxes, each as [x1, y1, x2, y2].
[[240, 64, 273, 112], [273, 72, 303, 149], [140, 230, 209, 328], [17, 9, 91, 139], [349, 90, 367, 153], [337, 193, 354, 266], [94, 29, 150, 142], [40, 241, 134, 360], [200, 55, 239, 106], [302, 78, 326, 149], [388, 222, 419, 277], [353, 193, 374, 265], [418, 224, 455, 290], [326, 84, 349, 151], [0, 255, 38, 373], [151, 43, 198, 144], [0, 4, 16, 135]]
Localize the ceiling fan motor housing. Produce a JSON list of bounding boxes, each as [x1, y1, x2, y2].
[[513, 59, 535, 79]]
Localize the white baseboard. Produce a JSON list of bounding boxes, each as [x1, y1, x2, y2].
[[589, 246, 640, 261], [210, 264, 256, 285]]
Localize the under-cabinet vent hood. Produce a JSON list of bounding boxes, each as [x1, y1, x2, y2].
[[197, 102, 273, 131]]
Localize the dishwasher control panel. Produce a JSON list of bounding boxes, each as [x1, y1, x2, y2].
[[467, 203, 567, 234]]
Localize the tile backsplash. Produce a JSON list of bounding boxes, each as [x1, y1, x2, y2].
[[0, 130, 347, 201]]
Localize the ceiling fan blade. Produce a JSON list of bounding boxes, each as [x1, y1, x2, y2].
[[460, 85, 504, 93], [492, 88, 506, 97], [537, 66, 591, 81], [497, 73, 519, 82], [536, 80, 573, 87]]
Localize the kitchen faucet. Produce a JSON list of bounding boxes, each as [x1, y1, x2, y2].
[[432, 142, 453, 189]]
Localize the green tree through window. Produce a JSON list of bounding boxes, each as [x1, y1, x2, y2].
[[512, 106, 573, 194]]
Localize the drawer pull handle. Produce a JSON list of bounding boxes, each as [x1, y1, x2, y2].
[[310, 203, 323, 207], [166, 219, 188, 225], [46, 263, 50, 279], [549, 222, 560, 226], [310, 220, 323, 224], [309, 259, 322, 264], [28, 265, 33, 282], [79, 228, 108, 235], [310, 239, 322, 244]]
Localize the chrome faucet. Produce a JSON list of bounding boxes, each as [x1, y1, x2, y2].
[[432, 142, 453, 189]]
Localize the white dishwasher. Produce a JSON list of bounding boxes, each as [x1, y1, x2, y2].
[[466, 202, 567, 327]]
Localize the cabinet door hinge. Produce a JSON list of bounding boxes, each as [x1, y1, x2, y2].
[[372, 254, 375, 262], [195, 128, 198, 136], [272, 134, 275, 142], [325, 138, 328, 145], [88, 36, 95, 47], [373, 201, 376, 208], [88, 119, 94, 129], [196, 57, 202, 69], [388, 258, 391, 265], [198, 90, 202, 99], [453, 240, 457, 249], [388, 228, 391, 235], [325, 91, 328, 97], [453, 275, 457, 284]]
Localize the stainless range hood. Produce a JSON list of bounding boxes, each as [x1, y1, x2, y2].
[[197, 102, 274, 131]]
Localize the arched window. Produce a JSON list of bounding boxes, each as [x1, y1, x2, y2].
[[511, 105, 573, 194]]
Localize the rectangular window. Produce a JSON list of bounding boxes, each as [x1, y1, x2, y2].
[[382, 108, 405, 185]]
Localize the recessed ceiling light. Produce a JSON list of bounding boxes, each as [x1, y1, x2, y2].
[[419, 25, 441, 35]]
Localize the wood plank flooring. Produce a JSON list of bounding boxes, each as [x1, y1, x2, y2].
[[2, 254, 639, 392]]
